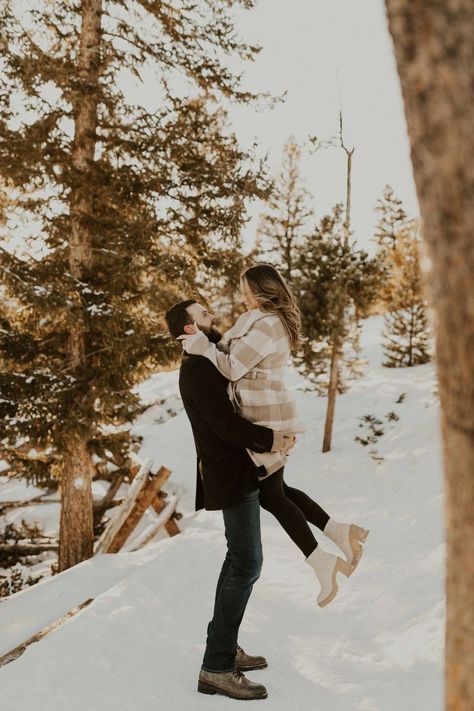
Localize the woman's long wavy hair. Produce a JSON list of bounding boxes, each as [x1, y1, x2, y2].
[[241, 264, 303, 352]]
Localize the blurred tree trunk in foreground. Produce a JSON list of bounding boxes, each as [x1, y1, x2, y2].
[[385, 2, 474, 708]]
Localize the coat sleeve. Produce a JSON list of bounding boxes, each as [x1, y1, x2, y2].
[[188, 361, 275, 453], [183, 318, 276, 381]]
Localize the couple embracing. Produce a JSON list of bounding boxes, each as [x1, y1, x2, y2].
[[165, 264, 368, 702]]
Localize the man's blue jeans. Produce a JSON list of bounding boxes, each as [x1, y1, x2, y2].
[[202, 488, 263, 672]]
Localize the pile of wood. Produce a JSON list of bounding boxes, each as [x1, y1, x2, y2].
[[94, 456, 181, 555]]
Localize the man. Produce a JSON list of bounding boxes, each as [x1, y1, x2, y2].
[[165, 299, 294, 701]]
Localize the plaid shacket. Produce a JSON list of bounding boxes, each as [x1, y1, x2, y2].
[[182, 308, 304, 478]]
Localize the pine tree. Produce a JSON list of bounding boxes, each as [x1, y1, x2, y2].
[[374, 185, 411, 308], [296, 205, 385, 391], [257, 137, 314, 280], [0, 0, 267, 570], [382, 224, 432, 367], [374, 184, 409, 250], [308, 112, 357, 451]]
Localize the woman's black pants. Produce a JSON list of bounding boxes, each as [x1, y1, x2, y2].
[[258, 467, 330, 558]]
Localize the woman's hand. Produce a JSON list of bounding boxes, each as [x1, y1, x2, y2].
[[281, 434, 297, 455], [177, 321, 199, 340], [178, 325, 210, 355]]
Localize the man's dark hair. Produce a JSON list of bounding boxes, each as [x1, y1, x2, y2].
[[165, 299, 196, 339]]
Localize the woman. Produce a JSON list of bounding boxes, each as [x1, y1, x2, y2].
[[180, 264, 368, 607]]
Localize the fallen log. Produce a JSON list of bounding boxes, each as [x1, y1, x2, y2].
[[0, 543, 57, 555], [0, 490, 58, 514]]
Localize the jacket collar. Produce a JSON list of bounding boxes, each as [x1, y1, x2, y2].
[[224, 308, 269, 341]]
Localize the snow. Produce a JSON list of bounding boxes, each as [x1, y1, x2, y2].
[[0, 317, 444, 709], [3, 502, 60, 539], [0, 477, 44, 503]]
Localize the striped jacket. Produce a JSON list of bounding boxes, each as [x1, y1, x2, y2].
[[182, 308, 304, 478]]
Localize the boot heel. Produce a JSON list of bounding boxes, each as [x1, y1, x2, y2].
[[198, 682, 217, 695], [336, 557, 352, 578], [351, 525, 369, 543]]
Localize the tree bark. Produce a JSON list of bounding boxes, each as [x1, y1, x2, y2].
[[59, 433, 95, 570], [322, 345, 339, 452], [385, 2, 474, 708], [59, 0, 103, 572]]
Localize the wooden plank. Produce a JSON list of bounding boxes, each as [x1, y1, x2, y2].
[[151, 496, 180, 537], [0, 598, 93, 668], [94, 457, 152, 554], [130, 495, 178, 551], [165, 517, 180, 537], [105, 466, 171, 553]]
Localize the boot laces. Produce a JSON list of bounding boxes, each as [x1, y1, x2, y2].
[[233, 669, 245, 685]]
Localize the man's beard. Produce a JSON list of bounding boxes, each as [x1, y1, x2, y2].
[[202, 324, 222, 344]]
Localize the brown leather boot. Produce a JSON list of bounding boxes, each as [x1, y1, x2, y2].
[[198, 668, 268, 700], [235, 644, 268, 671]]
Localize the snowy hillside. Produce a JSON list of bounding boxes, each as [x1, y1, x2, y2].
[[0, 317, 444, 710]]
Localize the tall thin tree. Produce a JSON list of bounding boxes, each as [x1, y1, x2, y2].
[[311, 112, 355, 452]]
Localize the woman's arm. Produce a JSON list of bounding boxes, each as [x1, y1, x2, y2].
[[181, 319, 276, 381], [185, 359, 291, 452]]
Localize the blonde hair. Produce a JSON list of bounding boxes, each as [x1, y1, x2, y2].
[[242, 264, 303, 351]]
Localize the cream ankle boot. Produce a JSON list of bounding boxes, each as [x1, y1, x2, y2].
[[324, 519, 369, 575], [305, 545, 352, 608]]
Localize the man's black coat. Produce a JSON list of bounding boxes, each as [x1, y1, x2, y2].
[[179, 353, 275, 511]]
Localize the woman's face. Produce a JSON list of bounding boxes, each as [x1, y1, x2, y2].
[[240, 277, 259, 311]]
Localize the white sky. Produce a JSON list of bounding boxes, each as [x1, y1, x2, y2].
[[227, 0, 419, 252]]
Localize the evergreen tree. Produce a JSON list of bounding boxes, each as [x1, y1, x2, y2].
[[382, 224, 432, 367], [375, 184, 409, 250], [257, 137, 314, 280], [374, 185, 411, 308], [309, 111, 357, 452], [296, 205, 385, 391], [0, 0, 267, 570]]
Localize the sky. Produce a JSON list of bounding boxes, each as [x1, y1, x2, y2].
[[226, 0, 419, 252]]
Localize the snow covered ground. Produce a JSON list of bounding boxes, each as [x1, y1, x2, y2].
[[0, 317, 444, 710]]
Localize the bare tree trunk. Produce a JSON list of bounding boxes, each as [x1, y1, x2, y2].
[[59, 0, 103, 572], [343, 148, 353, 249], [385, 2, 474, 708], [322, 114, 354, 452], [322, 345, 339, 452]]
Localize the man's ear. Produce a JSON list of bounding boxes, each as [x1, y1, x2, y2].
[[183, 324, 195, 335]]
